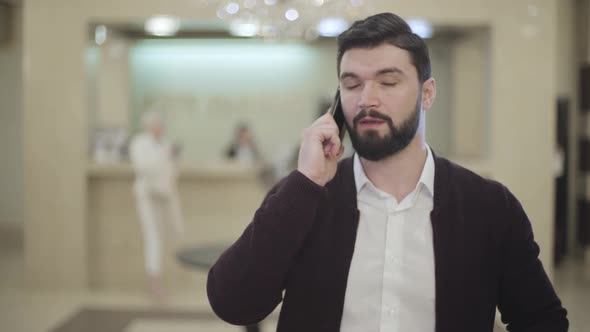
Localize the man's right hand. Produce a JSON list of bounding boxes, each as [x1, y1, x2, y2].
[[297, 113, 345, 186]]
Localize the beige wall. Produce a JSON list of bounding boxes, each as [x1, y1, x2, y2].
[[486, 0, 557, 271], [0, 5, 23, 229], [450, 28, 490, 158], [95, 31, 131, 128], [23, 0, 560, 288]]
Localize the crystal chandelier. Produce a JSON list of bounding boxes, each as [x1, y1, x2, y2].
[[212, 0, 376, 40]]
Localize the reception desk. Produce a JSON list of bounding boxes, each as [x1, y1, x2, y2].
[[85, 158, 490, 291], [86, 162, 268, 291]]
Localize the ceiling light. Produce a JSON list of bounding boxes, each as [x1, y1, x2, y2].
[[144, 16, 180, 36], [407, 18, 433, 39], [317, 17, 349, 37], [229, 20, 260, 37], [285, 9, 299, 21], [226, 2, 240, 14]]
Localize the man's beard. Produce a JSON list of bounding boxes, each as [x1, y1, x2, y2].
[[346, 100, 421, 161]]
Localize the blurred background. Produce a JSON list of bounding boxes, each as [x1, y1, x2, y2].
[[0, 0, 589, 331]]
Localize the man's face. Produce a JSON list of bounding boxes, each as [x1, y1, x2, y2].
[[339, 43, 426, 161]]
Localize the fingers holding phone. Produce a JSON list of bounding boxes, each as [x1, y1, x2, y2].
[[317, 116, 343, 158], [297, 113, 345, 187]]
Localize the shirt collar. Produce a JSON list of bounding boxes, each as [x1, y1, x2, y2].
[[353, 146, 435, 197]]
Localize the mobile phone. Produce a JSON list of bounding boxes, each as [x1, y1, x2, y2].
[[329, 89, 346, 141]]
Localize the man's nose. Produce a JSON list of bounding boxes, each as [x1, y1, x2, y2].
[[358, 82, 380, 109]]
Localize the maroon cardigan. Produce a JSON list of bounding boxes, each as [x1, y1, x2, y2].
[[207, 155, 568, 331]]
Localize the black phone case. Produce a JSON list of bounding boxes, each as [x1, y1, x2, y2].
[[330, 89, 346, 141]]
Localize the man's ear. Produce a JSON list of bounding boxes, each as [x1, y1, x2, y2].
[[421, 77, 436, 110]]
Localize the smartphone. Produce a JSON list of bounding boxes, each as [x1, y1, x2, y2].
[[329, 89, 346, 141]]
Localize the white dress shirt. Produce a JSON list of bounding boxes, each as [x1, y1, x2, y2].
[[340, 147, 436, 332]]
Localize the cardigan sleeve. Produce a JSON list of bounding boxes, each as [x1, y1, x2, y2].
[[207, 170, 328, 326], [497, 188, 568, 332]]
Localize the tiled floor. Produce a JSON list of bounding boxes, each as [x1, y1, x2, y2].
[[48, 307, 261, 332], [1, 244, 589, 332], [125, 319, 239, 332], [553, 254, 590, 332], [0, 243, 279, 332]]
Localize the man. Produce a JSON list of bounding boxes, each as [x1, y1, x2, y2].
[[226, 123, 261, 165], [130, 111, 184, 299], [207, 13, 568, 331]]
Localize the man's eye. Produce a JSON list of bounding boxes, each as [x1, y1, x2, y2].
[[382, 82, 398, 86], [344, 84, 360, 90]]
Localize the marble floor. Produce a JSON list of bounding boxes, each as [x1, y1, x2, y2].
[[0, 241, 279, 332], [553, 254, 590, 332], [1, 243, 589, 332]]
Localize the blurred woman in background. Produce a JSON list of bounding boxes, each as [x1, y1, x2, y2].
[[130, 111, 184, 300]]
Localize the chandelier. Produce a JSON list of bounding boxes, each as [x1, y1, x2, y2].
[[211, 0, 377, 40]]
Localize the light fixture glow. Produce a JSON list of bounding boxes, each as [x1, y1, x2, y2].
[[226, 2, 240, 14], [317, 17, 349, 37], [285, 9, 299, 21], [229, 21, 260, 37], [407, 18, 433, 39], [95, 25, 107, 45], [144, 16, 181, 36]]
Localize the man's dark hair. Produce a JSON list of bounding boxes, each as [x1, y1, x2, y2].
[[337, 13, 432, 83]]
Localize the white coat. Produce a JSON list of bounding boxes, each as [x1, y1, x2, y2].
[[130, 132, 184, 276]]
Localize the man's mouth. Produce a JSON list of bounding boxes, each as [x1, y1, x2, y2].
[[358, 117, 386, 127]]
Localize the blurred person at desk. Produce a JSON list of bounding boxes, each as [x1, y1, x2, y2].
[[207, 12, 568, 332], [130, 110, 184, 299], [225, 123, 261, 165]]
